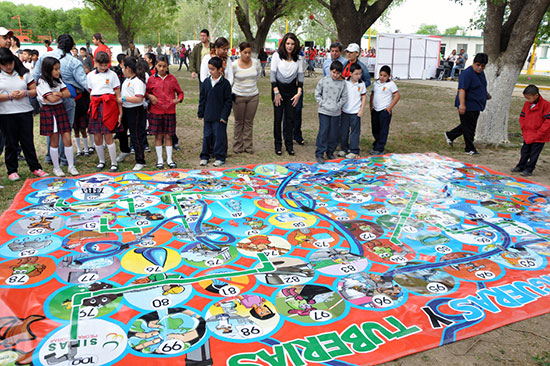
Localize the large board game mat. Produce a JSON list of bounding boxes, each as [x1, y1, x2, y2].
[[0, 153, 550, 366]]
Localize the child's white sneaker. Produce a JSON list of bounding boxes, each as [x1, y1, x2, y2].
[[213, 160, 224, 167], [53, 168, 65, 177], [116, 152, 130, 163], [133, 163, 145, 171], [337, 150, 347, 157], [68, 166, 79, 176], [199, 160, 208, 166], [345, 153, 359, 159]]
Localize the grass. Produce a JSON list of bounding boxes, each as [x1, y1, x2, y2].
[[0, 67, 529, 213], [534, 351, 550, 366], [517, 73, 550, 86]]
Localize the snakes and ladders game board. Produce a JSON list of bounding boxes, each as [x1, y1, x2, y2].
[[1, 153, 550, 366]]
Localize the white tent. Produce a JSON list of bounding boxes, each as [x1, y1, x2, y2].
[[374, 33, 441, 79]]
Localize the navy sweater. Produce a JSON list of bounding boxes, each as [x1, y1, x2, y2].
[[198, 75, 232, 122]]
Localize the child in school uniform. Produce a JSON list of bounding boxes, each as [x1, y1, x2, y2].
[[314, 60, 348, 164], [37, 57, 78, 177], [118, 57, 148, 171], [74, 65, 91, 158], [511, 84, 550, 177], [145, 55, 183, 169], [340, 63, 368, 159], [198, 57, 232, 167], [87, 51, 123, 172], [370, 65, 400, 155], [0, 48, 47, 181]]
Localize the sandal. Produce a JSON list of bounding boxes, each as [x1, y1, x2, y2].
[[167, 162, 177, 169], [109, 165, 118, 172], [96, 162, 106, 171]]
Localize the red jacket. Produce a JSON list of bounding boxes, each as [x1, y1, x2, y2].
[[146, 73, 183, 115], [90, 94, 119, 131], [519, 96, 550, 144], [94, 44, 112, 67]]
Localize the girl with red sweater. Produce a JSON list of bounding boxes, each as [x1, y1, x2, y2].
[[145, 55, 183, 169]]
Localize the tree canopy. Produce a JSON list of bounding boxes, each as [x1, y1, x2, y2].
[[416, 24, 440, 35]]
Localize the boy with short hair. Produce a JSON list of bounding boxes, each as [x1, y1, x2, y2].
[[341, 62, 367, 159], [314, 60, 348, 163], [511, 84, 550, 176], [198, 57, 232, 167]]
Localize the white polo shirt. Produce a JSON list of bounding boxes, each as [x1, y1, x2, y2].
[[0, 70, 34, 115], [87, 69, 120, 96], [121, 76, 146, 108], [372, 79, 398, 111], [36, 79, 67, 106], [343, 79, 367, 114]]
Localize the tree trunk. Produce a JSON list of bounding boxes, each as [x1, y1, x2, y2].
[[116, 26, 133, 51], [235, 0, 286, 52], [476, 62, 522, 144], [317, 0, 393, 46], [476, 0, 550, 144]]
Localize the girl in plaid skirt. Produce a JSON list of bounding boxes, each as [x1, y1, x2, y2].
[[145, 55, 183, 169], [37, 57, 78, 177]]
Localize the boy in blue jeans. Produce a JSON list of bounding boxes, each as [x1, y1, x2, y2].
[[198, 57, 232, 167], [314, 60, 348, 163]]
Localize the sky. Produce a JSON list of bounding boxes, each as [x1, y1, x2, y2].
[[8, 0, 480, 34]]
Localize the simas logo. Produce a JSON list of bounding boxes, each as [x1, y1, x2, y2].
[[70, 354, 98, 365]]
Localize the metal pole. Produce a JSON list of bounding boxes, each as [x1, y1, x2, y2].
[[527, 37, 537, 75]]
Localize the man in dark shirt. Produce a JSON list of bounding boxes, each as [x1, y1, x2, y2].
[[445, 53, 491, 155]]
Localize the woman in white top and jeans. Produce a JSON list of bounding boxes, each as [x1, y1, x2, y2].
[[232, 42, 261, 154], [271, 33, 304, 156]]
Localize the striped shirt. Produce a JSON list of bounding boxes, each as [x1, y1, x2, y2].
[[232, 58, 261, 97]]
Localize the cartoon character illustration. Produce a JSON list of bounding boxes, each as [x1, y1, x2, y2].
[[0, 315, 46, 365], [28, 216, 54, 231], [8, 237, 53, 253], [10, 257, 46, 278]]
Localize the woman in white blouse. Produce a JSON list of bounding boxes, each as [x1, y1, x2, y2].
[[232, 42, 261, 154], [271, 33, 304, 156]]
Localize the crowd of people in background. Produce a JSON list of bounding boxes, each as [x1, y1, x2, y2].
[[6, 24, 541, 184]]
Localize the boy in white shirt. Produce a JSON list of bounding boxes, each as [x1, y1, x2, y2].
[[370, 65, 400, 155], [340, 63, 367, 159]]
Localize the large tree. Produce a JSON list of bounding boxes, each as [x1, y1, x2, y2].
[[476, 0, 550, 144], [234, 0, 298, 52], [82, 0, 177, 50], [315, 0, 394, 45], [416, 24, 440, 35]]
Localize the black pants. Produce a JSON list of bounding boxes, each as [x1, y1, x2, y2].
[[273, 82, 297, 152], [179, 57, 188, 71], [0, 112, 42, 174], [200, 120, 227, 161], [516, 142, 545, 173], [119, 106, 147, 164], [447, 110, 480, 152], [371, 109, 392, 152], [282, 93, 303, 143]]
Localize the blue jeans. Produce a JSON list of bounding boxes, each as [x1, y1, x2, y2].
[[341, 112, 361, 154], [45, 98, 75, 164], [200, 120, 227, 161], [315, 113, 340, 158], [371, 109, 392, 152], [450, 64, 464, 78]]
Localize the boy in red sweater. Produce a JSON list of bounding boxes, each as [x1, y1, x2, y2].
[[512, 84, 550, 177]]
